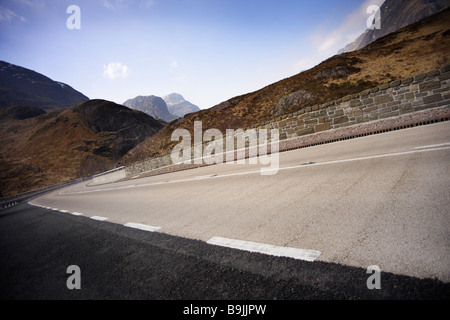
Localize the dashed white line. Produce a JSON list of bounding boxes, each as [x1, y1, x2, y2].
[[207, 237, 321, 262], [30, 202, 323, 262], [124, 222, 161, 232], [90, 216, 109, 221]]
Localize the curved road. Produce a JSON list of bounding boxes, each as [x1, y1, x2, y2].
[[2, 121, 449, 300]]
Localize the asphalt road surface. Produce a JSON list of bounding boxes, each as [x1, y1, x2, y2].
[[1, 122, 450, 300], [0, 203, 448, 301]]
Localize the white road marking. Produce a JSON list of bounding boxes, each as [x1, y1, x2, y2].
[[90, 216, 109, 221], [207, 237, 321, 262], [71, 212, 83, 216], [124, 222, 161, 232], [58, 145, 450, 196], [272, 146, 450, 173], [414, 142, 450, 149]]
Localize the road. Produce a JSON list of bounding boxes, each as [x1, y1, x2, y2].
[[1, 121, 450, 300], [0, 203, 448, 301]]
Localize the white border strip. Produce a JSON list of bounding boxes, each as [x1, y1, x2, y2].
[[207, 237, 321, 262], [124, 222, 161, 232]]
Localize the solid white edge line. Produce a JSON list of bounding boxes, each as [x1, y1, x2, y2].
[[207, 237, 321, 262], [414, 142, 450, 149], [124, 222, 161, 232], [90, 216, 109, 221], [58, 146, 450, 196]]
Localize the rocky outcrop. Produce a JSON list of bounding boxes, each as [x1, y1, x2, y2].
[[273, 90, 314, 117], [314, 66, 350, 80]]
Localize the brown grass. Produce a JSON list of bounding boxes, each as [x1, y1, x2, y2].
[[0, 108, 113, 196]]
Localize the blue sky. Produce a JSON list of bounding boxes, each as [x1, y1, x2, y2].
[[0, 0, 384, 109]]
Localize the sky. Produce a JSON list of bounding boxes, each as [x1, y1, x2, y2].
[[0, 0, 385, 109]]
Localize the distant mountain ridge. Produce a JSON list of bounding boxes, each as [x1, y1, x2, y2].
[[339, 0, 450, 53], [123, 93, 201, 122], [0, 60, 89, 109], [163, 93, 201, 118], [123, 95, 176, 123]]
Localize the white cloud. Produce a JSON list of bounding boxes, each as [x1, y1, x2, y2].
[[101, 0, 115, 10], [0, 6, 26, 23], [102, 0, 128, 10], [103, 62, 130, 80], [140, 0, 155, 7], [102, 0, 155, 10], [170, 60, 179, 69]]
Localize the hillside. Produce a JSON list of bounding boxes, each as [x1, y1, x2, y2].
[[0, 61, 89, 110], [123, 6, 450, 163], [340, 0, 450, 53], [0, 100, 164, 196]]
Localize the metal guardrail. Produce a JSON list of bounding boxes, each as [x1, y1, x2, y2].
[[0, 166, 126, 211], [0, 178, 87, 211]]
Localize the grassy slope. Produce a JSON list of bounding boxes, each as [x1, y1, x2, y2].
[[0, 107, 111, 196]]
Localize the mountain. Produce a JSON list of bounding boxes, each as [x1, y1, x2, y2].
[[123, 6, 450, 163], [0, 60, 89, 109], [74, 100, 165, 159], [339, 0, 450, 53], [0, 99, 165, 196], [163, 93, 201, 118], [123, 95, 177, 122]]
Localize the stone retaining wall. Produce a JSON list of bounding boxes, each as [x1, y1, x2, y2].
[[92, 168, 127, 184], [255, 65, 450, 140], [123, 65, 450, 179]]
